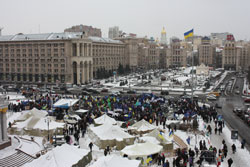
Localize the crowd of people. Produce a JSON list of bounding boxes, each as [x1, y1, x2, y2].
[[6, 91, 248, 167]]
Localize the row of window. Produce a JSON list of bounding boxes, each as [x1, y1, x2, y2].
[[0, 63, 65, 68], [1, 68, 66, 73], [0, 73, 66, 83], [0, 58, 65, 62], [0, 43, 65, 48]]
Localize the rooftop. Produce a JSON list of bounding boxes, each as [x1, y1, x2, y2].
[[0, 32, 122, 44]]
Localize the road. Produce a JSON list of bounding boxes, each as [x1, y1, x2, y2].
[[216, 75, 250, 150]]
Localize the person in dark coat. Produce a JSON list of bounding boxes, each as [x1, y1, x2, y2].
[[89, 142, 93, 152], [231, 144, 236, 154], [241, 139, 246, 149], [227, 158, 233, 167], [104, 148, 107, 156]]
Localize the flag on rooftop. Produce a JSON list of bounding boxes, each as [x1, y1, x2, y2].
[[184, 29, 194, 39]]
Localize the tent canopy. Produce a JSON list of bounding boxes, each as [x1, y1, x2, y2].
[[94, 114, 117, 125], [53, 99, 79, 109], [23, 144, 89, 167], [121, 142, 163, 157], [90, 123, 133, 140], [130, 119, 156, 132], [89, 155, 140, 167]]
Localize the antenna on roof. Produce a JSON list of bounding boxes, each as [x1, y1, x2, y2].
[[0, 27, 4, 36]]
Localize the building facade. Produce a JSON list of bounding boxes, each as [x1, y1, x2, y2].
[[167, 38, 187, 68], [64, 25, 102, 37], [0, 95, 9, 149], [108, 26, 122, 39], [198, 37, 216, 67], [90, 37, 126, 78], [0, 32, 130, 85]]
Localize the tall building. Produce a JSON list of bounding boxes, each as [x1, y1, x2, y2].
[[108, 26, 122, 39], [198, 37, 216, 67], [64, 25, 102, 37], [0, 32, 127, 85], [222, 35, 237, 70], [167, 38, 187, 68], [0, 95, 9, 150], [160, 27, 167, 45]]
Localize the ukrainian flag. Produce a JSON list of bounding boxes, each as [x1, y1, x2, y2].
[[184, 29, 194, 39], [169, 130, 173, 137]]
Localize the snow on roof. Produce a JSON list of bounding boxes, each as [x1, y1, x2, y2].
[[183, 66, 196, 74], [53, 99, 79, 108], [33, 117, 65, 130], [75, 109, 88, 114], [0, 32, 83, 41], [23, 144, 89, 167], [88, 36, 123, 44], [121, 142, 163, 157], [90, 123, 133, 140], [130, 119, 156, 132], [16, 108, 48, 121], [89, 155, 141, 167], [14, 108, 65, 130], [94, 114, 117, 125]]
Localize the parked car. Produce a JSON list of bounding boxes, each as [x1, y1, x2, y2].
[[127, 90, 136, 94], [233, 107, 243, 116], [160, 90, 169, 95], [101, 88, 109, 93], [215, 103, 222, 109]]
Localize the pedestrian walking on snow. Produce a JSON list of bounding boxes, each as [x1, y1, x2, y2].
[[227, 158, 233, 167], [231, 144, 236, 154]]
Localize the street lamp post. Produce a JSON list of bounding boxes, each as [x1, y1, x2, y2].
[[45, 116, 51, 142]]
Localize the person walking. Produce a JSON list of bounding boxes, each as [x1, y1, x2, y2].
[[241, 139, 246, 149], [89, 142, 93, 152], [227, 158, 233, 167], [216, 155, 222, 167], [231, 144, 236, 154]]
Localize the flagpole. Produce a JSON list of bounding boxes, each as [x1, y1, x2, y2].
[[191, 29, 194, 103]]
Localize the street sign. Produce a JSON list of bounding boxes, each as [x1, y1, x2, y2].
[[231, 130, 238, 140]]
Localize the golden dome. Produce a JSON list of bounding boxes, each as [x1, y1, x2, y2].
[[161, 27, 166, 34]]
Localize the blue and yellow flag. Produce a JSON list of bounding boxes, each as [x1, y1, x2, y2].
[[169, 130, 173, 137], [184, 29, 194, 39]]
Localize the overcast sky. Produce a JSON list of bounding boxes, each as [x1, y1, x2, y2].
[[1, 0, 250, 40]]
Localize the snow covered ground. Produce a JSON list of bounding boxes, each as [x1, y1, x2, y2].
[[2, 92, 250, 166]]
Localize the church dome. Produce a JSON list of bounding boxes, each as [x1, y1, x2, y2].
[[161, 27, 166, 34]]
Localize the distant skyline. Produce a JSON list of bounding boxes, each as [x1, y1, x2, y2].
[[1, 0, 250, 40]]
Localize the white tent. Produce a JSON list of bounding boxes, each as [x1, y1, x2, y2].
[[130, 119, 156, 134], [89, 155, 140, 167], [94, 114, 116, 125], [16, 108, 47, 121], [53, 99, 79, 109], [23, 144, 91, 167], [121, 142, 163, 164], [13, 108, 65, 131], [89, 123, 135, 150]]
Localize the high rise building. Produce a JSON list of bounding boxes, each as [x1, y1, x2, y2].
[[108, 26, 122, 39], [64, 25, 102, 37], [198, 37, 216, 67], [160, 27, 167, 45]]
